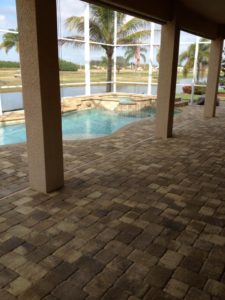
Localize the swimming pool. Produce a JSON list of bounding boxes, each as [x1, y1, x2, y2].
[[0, 108, 155, 145]]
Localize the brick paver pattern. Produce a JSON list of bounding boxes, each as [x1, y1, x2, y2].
[[0, 105, 225, 299]]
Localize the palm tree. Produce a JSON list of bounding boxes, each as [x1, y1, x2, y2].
[[124, 47, 147, 70], [0, 29, 19, 53], [179, 38, 210, 82], [63, 5, 150, 92], [219, 48, 225, 87]]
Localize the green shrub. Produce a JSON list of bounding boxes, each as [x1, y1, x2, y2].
[[59, 59, 79, 71], [194, 86, 206, 95], [219, 75, 225, 88], [0, 60, 20, 68]]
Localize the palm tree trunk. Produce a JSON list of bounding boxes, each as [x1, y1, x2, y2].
[[106, 50, 113, 92]]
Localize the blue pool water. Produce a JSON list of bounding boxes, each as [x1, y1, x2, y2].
[[0, 108, 155, 145]]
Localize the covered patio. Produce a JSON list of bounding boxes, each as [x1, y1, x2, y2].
[[14, 0, 225, 193], [1, 106, 225, 299], [1, 0, 225, 299]]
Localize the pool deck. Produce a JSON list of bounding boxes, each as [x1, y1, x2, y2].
[[1, 105, 225, 299]]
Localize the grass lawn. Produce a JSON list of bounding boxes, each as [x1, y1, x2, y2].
[[176, 93, 199, 102], [0, 68, 192, 91]]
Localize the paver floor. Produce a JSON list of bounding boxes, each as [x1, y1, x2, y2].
[[0, 105, 225, 299]]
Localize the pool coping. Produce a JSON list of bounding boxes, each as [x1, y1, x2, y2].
[[0, 97, 187, 125], [0, 92, 156, 124]]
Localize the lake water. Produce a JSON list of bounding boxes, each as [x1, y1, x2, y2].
[[0, 79, 192, 112]]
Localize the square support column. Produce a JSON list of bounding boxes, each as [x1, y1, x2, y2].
[[155, 20, 180, 139], [204, 38, 224, 118], [16, 0, 64, 193]]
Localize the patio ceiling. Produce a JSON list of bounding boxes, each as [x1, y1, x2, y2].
[[86, 0, 225, 38], [180, 0, 225, 24]]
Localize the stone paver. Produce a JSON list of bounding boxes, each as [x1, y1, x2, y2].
[[0, 105, 225, 299]]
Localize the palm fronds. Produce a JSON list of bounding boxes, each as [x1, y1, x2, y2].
[[0, 29, 19, 53]]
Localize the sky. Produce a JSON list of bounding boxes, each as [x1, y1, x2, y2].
[[0, 0, 18, 61], [0, 0, 201, 65]]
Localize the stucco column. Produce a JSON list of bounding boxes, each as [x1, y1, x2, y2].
[[16, 0, 64, 193], [155, 20, 180, 138], [204, 38, 223, 118]]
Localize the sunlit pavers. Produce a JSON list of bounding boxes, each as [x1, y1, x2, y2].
[[0, 105, 225, 299]]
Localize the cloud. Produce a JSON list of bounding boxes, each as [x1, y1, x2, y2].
[[0, 15, 6, 23], [0, 1, 17, 30], [58, 0, 86, 20], [0, 4, 16, 15]]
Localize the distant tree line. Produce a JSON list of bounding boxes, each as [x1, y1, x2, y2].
[[58, 59, 79, 71], [0, 59, 79, 71], [0, 60, 20, 68]]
